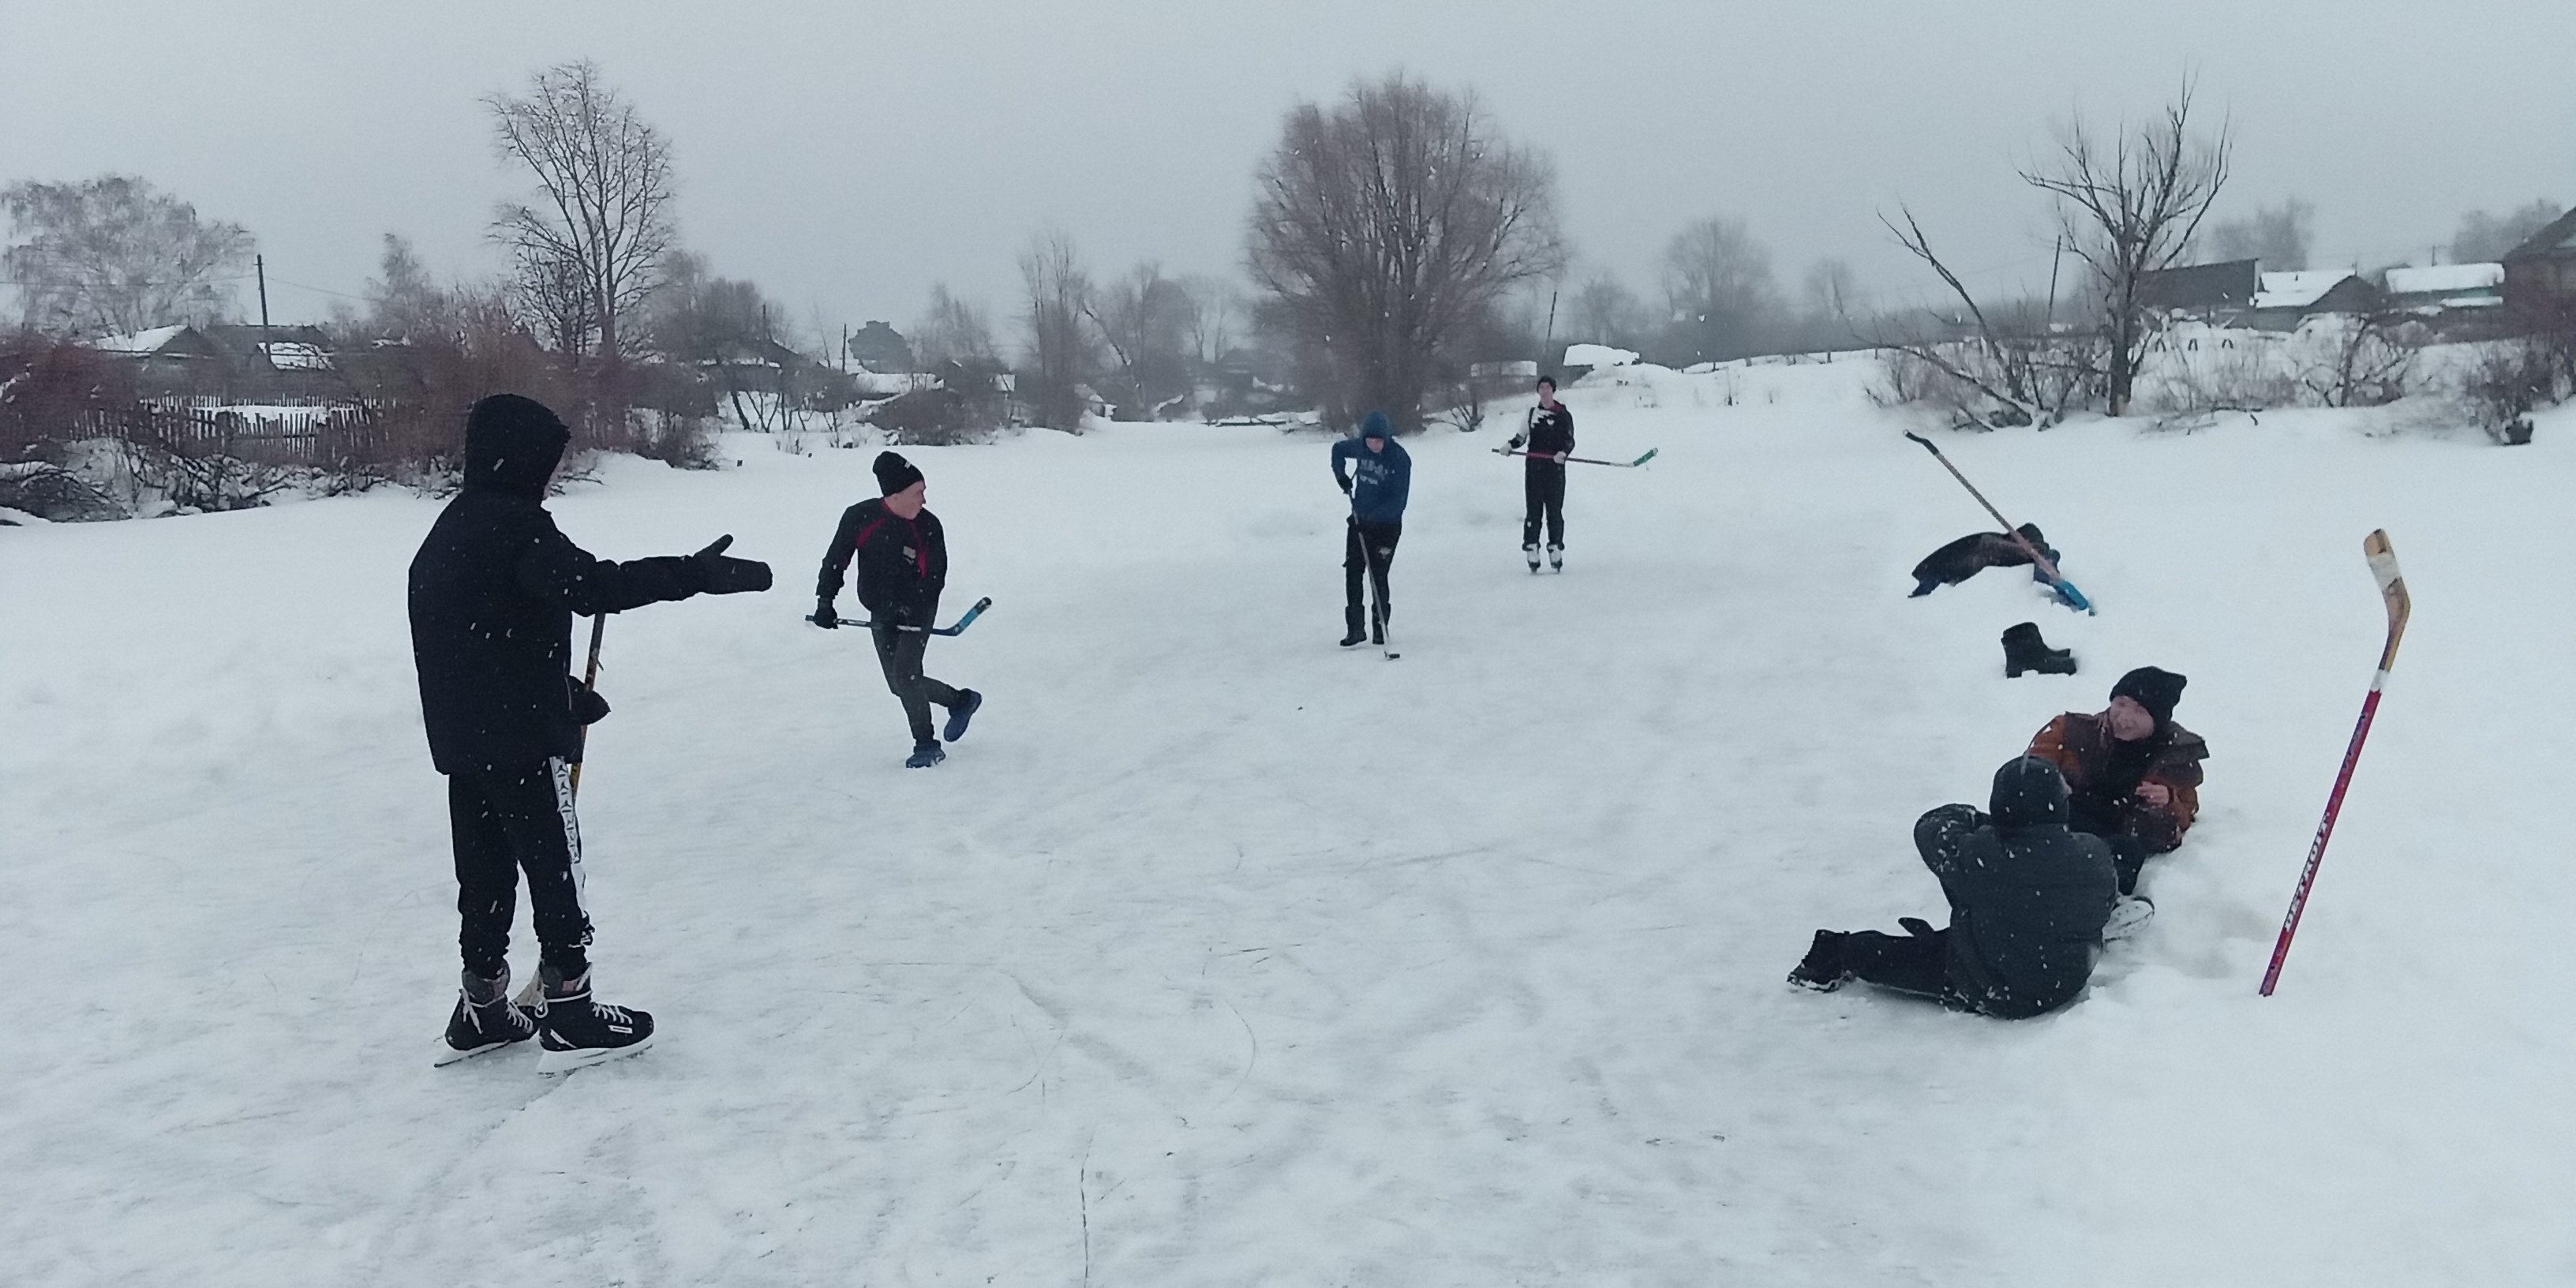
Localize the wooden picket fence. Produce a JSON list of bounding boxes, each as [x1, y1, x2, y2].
[[69, 400, 399, 465]]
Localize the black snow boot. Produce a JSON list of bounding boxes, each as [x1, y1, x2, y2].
[[2001, 621, 2076, 678], [534, 961, 655, 1075], [1788, 930, 1853, 992], [1342, 605, 1367, 647], [437, 966, 537, 1065]]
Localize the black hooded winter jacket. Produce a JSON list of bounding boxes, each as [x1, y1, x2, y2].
[[1915, 757, 2120, 1018], [815, 499, 947, 626], [406, 402, 704, 773]]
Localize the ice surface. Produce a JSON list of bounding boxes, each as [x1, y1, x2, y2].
[[4, 362, 2572, 1284]]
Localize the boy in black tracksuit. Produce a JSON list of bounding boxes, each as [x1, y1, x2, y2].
[[1507, 375, 1573, 571], [409, 393, 771, 1069], [813, 451, 982, 768]]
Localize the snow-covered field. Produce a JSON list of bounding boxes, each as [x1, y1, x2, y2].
[[6, 363, 2572, 1285]]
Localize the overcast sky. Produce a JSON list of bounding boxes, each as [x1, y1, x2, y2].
[[5, 0, 2572, 339]]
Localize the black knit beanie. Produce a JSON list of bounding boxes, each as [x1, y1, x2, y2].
[[2110, 666, 2188, 726], [873, 450, 924, 496]]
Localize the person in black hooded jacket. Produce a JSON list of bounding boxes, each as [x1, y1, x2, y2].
[[811, 450, 981, 768], [409, 393, 771, 1070], [1789, 756, 2118, 1018]]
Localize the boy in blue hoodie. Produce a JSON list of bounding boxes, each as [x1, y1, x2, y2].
[[1330, 410, 1410, 646]]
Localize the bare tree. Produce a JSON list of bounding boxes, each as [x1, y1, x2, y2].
[[485, 59, 677, 365], [1019, 230, 1096, 431], [1246, 73, 1566, 430], [1660, 216, 1781, 363], [1088, 262, 1192, 418], [362, 233, 451, 341], [1801, 258, 1859, 320], [912, 283, 997, 367], [2206, 197, 2314, 269], [1176, 273, 1245, 367], [2, 175, 253, 335], [2452, 200, 2566, 264], [1877, 204, 2102, 429], [1567, 271, 1647, 349], [2022, 81, 2232, 416]]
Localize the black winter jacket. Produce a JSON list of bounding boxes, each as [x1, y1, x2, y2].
[[1915, 757, 2119, 1018], [407, 414, 703, 774], [1518, 403, 1575, 463], [816, 499, 947, 626]]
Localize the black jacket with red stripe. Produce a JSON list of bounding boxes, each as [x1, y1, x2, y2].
[[817, 499, 947, 626]]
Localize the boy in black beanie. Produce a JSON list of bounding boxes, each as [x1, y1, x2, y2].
[[814, 451, 981, 767], [2025, 665, 2209, 894]]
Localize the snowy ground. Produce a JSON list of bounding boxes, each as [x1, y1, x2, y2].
[[6, 364, 2573, 1285]]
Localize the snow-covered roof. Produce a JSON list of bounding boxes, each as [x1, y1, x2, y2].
[[83, 324, 192, 354], [2252, 271, 2357, 309], [260, 342, 333, 371], [2383, 263, 2503, 296], [1563, 343, 1638, 369]]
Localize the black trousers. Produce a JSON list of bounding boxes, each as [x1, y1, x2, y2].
[[1344, 518, 1401, 635], [873, 619, 964, 743], [450, 758, 590, 980], [1843, 927, 1956, 1002], [1522, 464, 1566, 549]]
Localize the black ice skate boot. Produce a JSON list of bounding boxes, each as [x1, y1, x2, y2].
[[1523, 543, 1541, 573], [534, 961, 655, 1075], [1787, 930, 1853, 992], [2000, 621, 2077, 678], [436, 966, 537, 1066], [1546, 543, 1563, 572]]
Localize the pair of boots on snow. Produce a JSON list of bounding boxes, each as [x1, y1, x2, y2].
[[437, 960, 653, 1074]]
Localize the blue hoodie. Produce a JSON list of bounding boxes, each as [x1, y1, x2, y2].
[[1331, 412, 1411, 524]]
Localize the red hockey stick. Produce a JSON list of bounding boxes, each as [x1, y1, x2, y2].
[[2260, 530, 2410, 996]]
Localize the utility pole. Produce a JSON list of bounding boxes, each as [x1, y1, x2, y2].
[[2045, 234, 2065, 331], [256, 254, 272, 337]]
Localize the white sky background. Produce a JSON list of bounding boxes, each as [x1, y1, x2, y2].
[[3, 0, 2571, 339]]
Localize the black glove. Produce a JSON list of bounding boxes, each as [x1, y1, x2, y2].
[[813, 597, 839, 629], [568, 679, 610, 726], [688, 534, 773, 595], [1507, 433, 1527, 451], [1338, 476, 1353, 496]]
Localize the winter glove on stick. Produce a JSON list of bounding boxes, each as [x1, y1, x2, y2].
[[568, 678, 611, 726], [812, 597, 839, 629], [689, 534, 773, 594]]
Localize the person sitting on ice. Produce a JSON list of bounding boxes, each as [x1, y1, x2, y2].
[[1789, 756, 2117, 1018], [1908, 522, 2061, 597], [2024, 666, 2208, 897]]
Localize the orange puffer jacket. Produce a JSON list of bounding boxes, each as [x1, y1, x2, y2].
[[2025, 713, 2208, 852]]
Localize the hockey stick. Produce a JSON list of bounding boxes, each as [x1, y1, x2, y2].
[[1494, 447, 1660, 468], [512, 613, 607, 1014], [569, 613, 605, 797], [1902, 432, 2093, 614], [2259, 530, 2409, 997], [805, 597, 994, 636]]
